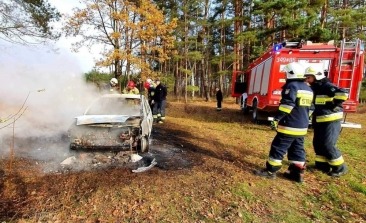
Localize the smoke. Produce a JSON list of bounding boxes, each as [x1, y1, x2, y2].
[[0, 42, 100, 162]]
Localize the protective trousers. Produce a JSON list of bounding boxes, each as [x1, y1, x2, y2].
[[217, 100, 222, 110], [153, 100, 166, 122], [313, 120, 345, 172], [266, 133, 306, 173]]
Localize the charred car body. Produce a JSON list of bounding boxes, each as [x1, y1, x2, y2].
[[68, 94, 153, 152]]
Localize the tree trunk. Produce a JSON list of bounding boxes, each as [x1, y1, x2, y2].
[[320, 1, 328, 29]]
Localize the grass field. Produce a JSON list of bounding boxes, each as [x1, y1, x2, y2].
[[1, 98, 365, 222]]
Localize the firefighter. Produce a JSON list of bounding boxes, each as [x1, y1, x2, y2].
[[145, 78, 156, 110], [107, 78, 120, 93], [144, 78, 153, 90], [152, 78, 167, 123], [122, 80, 140, 94], [304, 66, 348, 177], [255, 62, 314, 183]]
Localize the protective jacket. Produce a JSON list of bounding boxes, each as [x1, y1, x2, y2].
[[148, 83, 156, 99], [153, 83, 167, 102], [274, 79, 313, 136], [122, 87, 140, 95], [310, 78, 348, 123]]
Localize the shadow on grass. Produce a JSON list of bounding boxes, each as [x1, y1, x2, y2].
[[167, 101, 273, 128], [152, 124, 264, 173]]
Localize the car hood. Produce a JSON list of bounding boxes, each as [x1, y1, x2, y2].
[[76, 115, 138, 125]]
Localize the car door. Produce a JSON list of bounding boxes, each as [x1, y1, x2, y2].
[[142, 96, 153, 137]]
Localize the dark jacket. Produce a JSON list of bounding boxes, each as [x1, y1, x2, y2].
[[153, 83, 167, 101], [310, 78, 348, 123], [216, 90, 223, 102], [148, 85, 156, 101], [274, 79, 314, 136]]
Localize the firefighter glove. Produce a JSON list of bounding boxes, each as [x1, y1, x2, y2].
[[309, 110, 314, 119], [271, 120, 278, 130], [332, 106, 342, 112]]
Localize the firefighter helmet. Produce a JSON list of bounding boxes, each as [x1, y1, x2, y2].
[[304, 66, 325, 80], [110, 78, 118, 86], [127, 81, 135, 88], [282, 62, 306, 79]]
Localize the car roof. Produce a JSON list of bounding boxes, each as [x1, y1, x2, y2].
[[101, 94, 144, 99], [84, 94, 144, 116]]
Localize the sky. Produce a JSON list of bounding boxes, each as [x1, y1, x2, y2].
[[0, 0, 96, 73], [49, 0, 96, 72], [0, 1, 102, 147]]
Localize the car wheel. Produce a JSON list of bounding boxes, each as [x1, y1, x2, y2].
[[138, 136, 149, 153]]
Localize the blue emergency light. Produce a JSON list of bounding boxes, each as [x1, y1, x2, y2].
[[273, 43, 282, 52]]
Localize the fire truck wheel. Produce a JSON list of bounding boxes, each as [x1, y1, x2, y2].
[[241, 98, 249, 114], [252, 100, 258, 123]]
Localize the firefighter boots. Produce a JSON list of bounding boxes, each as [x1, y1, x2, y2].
[[283, 163, 305, 183], [328, 164, 348, 177], [254, 169, 277, 179], [314, 161, 331, 173]]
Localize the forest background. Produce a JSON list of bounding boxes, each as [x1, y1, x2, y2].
[[1, 0, 366, 100]]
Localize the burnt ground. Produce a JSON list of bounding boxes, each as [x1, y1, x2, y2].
[[0, 123, 202, 221], [0, 125, 197, 174]]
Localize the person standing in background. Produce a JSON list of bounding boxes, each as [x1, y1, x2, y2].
[[144, 78, 156, 110], [122, 81, 140, 95], [215, 87, 223, 111], [152, 78, 167, 123], [107, 78, 120, 93]]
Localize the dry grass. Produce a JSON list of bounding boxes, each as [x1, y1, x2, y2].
[[1, 99, 366, 222]]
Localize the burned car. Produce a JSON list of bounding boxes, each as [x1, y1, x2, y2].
[[68, 94, 153, 152]]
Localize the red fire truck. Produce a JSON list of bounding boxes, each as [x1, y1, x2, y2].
[[231, 39, 364, 124]]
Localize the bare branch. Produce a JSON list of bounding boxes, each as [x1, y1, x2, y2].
[[2, 91, 31, 123]]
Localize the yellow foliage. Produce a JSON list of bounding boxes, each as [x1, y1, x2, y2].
[[110, 32, 121, 39], [64, 0, 177, 75]]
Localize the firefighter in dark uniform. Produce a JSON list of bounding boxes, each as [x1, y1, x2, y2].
[[255, 62, 314, 182], [304, 66, 348, 177], [152, 78, 167, 123], [145, 78, 156, 110]]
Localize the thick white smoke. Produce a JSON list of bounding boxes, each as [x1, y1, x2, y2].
[[0, 42, 101, 161]]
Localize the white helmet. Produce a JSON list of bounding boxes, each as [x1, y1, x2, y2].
[[282, 62, 306, 79], [304, 66, 325, 80], [110, 78, 118, 86]]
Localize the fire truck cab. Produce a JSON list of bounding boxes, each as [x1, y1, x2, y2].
[[232, 39, 364, 123]]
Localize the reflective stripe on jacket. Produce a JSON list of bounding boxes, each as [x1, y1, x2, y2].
[[310, 78, 348, 123], [275, 80, 314, 137], [122, 87, 140, 95]]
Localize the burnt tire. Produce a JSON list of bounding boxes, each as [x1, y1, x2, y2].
[[70, 143, 79, 150], [137, 136, 149, 153]]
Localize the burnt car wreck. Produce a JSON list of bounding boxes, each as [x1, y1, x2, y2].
[[68, 94, 153, 153]]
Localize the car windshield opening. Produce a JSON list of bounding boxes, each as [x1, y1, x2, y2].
[[86, 97, 141, 116]]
